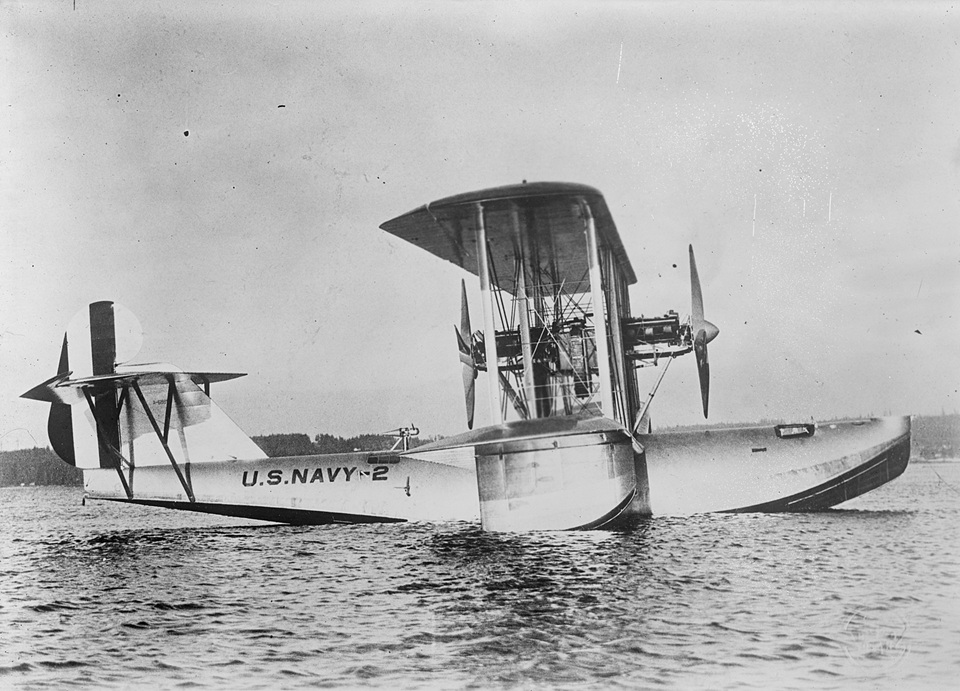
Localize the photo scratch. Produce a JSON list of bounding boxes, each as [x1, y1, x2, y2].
[[616, 41, 623, 84]]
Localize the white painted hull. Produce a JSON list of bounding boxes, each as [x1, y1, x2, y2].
[[85, 451, 479, 523], [82, 416, 911, 527], [640, 416, 911, 515]]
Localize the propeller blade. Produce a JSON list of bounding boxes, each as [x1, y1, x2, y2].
[[455, 324, 476, 428], [460, 279, 472, 344], [694, 328, 710, 418], [456, 326, 472, 364], [690, 244, 704, 329], [456, 279, 477, 429], [689, 245, 720, 344], [689, 245, 717, 417], [462, 362, 476, 429]]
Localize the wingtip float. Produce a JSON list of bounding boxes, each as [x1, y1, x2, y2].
[[24, 183, 910, 531]]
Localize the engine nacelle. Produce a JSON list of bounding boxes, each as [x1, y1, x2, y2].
[[622, 311, 690, 362]]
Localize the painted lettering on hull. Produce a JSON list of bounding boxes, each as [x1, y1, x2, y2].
[[241, 465, 390, 488]]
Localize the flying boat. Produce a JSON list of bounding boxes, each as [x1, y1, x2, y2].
[[22, 182, 911, 531]]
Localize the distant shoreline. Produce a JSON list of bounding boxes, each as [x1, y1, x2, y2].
[[2, 413, 957, 486]]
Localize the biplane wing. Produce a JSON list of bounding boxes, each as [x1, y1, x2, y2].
[[380, 181, 637, 294], [382, 182, 649, 431], [17, 184, 910, 532]]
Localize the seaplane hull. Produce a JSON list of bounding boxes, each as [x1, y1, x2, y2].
[[83, 451, 479, 524], [78, 416, 910, 526], [640, 415, 911, 515]]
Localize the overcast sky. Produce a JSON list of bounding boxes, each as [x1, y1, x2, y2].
[[2, 1, 958, 448]]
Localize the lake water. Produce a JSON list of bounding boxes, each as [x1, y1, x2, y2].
[[1, 461, 958, 690]]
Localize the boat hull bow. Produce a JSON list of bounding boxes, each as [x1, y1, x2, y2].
[[639, 416, 910, 515]]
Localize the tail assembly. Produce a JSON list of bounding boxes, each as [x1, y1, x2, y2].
[[22, 301, 266, 501]]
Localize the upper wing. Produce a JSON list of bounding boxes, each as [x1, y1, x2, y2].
[[380, 181, 636, 294]]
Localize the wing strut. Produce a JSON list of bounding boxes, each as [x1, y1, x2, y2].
[[81, 387, 134, 499], [583, 200, 615, 417], [513, 205, 537, 419], [632, 355, 675, 435], [475, 203, 503, 425], [131, 379, 196, 503]]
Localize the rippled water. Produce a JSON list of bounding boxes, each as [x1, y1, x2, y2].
[[1, 462, 958, 690]]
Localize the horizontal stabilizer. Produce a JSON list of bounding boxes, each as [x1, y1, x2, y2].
[[22, 363, 264, 469], [22, 366, 246, 404]]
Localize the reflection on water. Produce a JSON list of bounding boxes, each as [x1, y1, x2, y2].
[[1, 462, 958, 689]]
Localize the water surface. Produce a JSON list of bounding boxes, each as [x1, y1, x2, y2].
[[1, 462, 958, 689]]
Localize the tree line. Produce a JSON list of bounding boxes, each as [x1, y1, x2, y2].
[[2, 414, 956, 486], [250, 432, 425, 457], [0, 447, 82, 487]]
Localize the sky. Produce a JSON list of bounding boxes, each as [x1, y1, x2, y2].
[[2, 1, 958, 449]]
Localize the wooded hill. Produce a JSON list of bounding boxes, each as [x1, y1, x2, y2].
[[250, 432, 426, 457], [0, 447, 82, 487]]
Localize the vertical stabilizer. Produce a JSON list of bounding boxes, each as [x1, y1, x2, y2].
[[90, 301, 117, 376], [89, 301, 120, 468]]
